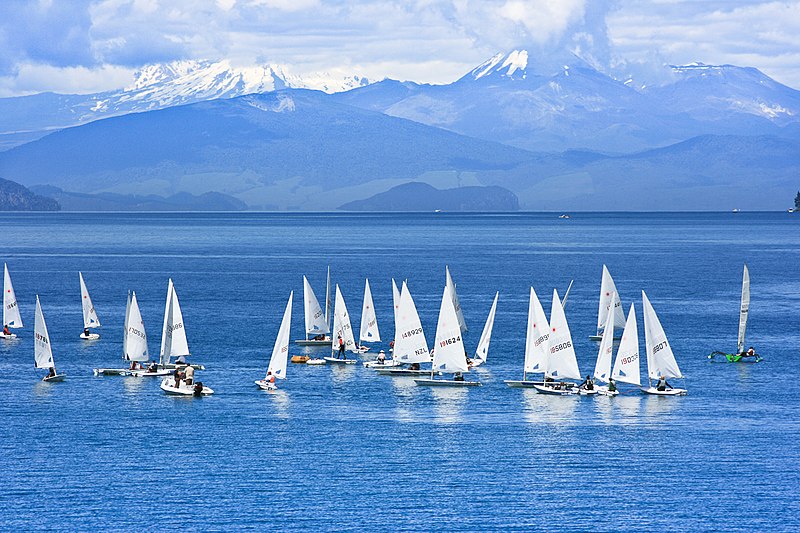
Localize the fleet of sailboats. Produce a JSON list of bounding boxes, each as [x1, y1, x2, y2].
[[374, 281, 433, 376]]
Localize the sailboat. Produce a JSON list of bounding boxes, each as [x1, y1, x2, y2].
[[374, 281, 435, 376], [93, 291, 156, 376], [324, 284, 358, 364], [445, 265, 467, 333], [364, 278, 400, 368], [34, 296, 64, 382], [589, 265, 625, 341], [641, 291, 687, 395], [709, 264, 761, 363], [591, 294, 616, 393], [606, 304, 642, 394], [78, 272, 101, 340], [414, 285, 480, 387], [256, 292, 293, 390], [295, 269, 332, 346], [469, 292, 498, 368], [159, 279, 213, 395], [2, 263, 23, 339], [505, 287, 550, 388], [357, 278, 380, 353], [533, 289, 584, 395]]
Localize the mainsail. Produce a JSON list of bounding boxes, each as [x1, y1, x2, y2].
[[125, 292, 149, 363], [303, 275, 329, 337], [159, 279, 190, 366], [593, 292, 616, 382], [432, 285, 468, 373], [3, 263, 23, 328], [597, 265, 625, 335], [472, 292, 498, 366], [737, 264, 750, 353], [545, 289, 581, 380], [330, 285, 356, 355], [267, 292, 293, 379], [33, 296, 54, 369], [359, 278, 380, 343], [524, 287, 550, 376], [79, 272, 101, 329], [642, 291, 683, 380], [445, 265, 467, 333], [392, 281, 430, 364], [611, 304, 641, 386]]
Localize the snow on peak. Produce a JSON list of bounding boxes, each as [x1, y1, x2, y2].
[[469, 50, 529, 80]]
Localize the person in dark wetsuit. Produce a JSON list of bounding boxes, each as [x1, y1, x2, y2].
[[579, 375, 594, 391], [656, 376, 671, 391]]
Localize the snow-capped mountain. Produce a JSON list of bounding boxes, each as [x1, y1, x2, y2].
[[0, 59, 370, 147]]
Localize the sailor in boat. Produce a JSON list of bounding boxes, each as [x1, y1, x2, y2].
[[376, 351, 386, 364], [453, 372, 465, 381], [579, 375, 595, 391], [264, 371, 276, 387], [146, 360, 159, 373], [83, 327, 91, 338], [175, 355, 187, 366], [656, 376, 672, 392], [409, 363, 420, 370], [45, 367, 56, 380], [129, 360, 143, 371], [184, 365, 195, 386], [607, 378, 617, 393], [173, 367, 184, 389], [3, 324, 10, 336], [336, 335, 345, 359], [742, 346, 757, 358]]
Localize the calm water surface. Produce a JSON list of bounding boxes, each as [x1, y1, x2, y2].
[[1, 212, 799, 531]]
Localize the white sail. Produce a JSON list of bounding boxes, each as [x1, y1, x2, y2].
[[432, 285, 468, 373], [79, 272, 101, 329], [597, 265, 625, 335], [330, 285, 356, 355], [737, 264, 750, 353], [472, 292, 498, 366], [642, 291, 683, 380], [33, 296, 54, 369], [593, 292, 616, 382], [445, 265, 467, 332], [159, 279, 190, 365], [612, 304, 641, 386], [359, 278, 381, 343], [303, 275, 329, 336], [392, 278, 401, 339], [524, 287, 550, 375], [392, 281, 430, 364], [545, 289, 581, 380], [3, 263, 23, 328], [267, 292, 293, 379], [125, 292, 149, 362], [122, 291, 131, 357]]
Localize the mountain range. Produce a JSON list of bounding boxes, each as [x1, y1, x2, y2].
[[0, 50, 798, 210]]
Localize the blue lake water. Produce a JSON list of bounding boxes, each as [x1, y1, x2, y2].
[[1, 212, 799, 530]]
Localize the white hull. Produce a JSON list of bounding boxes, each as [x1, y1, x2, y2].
[[294, 338, 332, 346], [43, 374, 66, 382], [532, 383, 578, 395], [306, 358, 327, 365], [414, 378, 481, 387], [374, 368, 437, 376], [363, 359, 400, 368], [160, 378, 214, 395], [129, 369, 171, 377], [641, 387, 687, 396], [577, 388, 599, 396], [255, 379, 277, 391], [80, 332, 100, 340], [162, 363, 205, 370], [595, 386, 620, 396], [93, 368, 131, 376], [504, 380, 545, 388], [1, 332, 18, 339], [323, 356, 357, 365]]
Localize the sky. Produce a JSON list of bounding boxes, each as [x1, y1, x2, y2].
[[0, 0, 799, 97]]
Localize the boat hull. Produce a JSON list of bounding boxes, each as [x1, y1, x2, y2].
[[43, 374, 66, 382], [306, 358, 327, 365], [160, 378, 214, 396], [294, 338, 332, 346], [374, 368, 437, 376], [504, 380, 545, 388], [323, 356, 357, 365], [641, 387, 687, 396], [162, 363, 205, 370], [0, 332, 17, 339], [255, 379, 277, 391], [532, 383, 577, 395], [589, 334, 622, 342], [129, 369, 172, 377], [79, 332, 100, 340], [363, 359, 400, 368], [93, 368, 130, 376], [414, 379, 481, 387], [708, 351, 762, 363]]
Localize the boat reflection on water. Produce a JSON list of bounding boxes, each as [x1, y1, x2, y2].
[[267, 389, 291, 419], [431, 387, 467, 424], [521, 388, 578, 426]]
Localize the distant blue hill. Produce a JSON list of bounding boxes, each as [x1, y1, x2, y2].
[[338, 182, 519, 211]]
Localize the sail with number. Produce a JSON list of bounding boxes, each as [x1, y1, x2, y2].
[[267, 292, 293, 379], [593, 292, 616, 382], [159, 279, 190, 366], [642, 291, 682, 380], [472, 292, 498, 367], [330, 285, 356, 355], [445, 266, 467, 332], [524, 287, 550, 375], [79, 272, 101, 329], [303, 276, 329, 337], [393, 281, 430, 364], [125, 291, 149, 362], [432, 285, 468, 373], [611, 304, 641, 386], [545, 289, 581, 380], [33, 296, 54, 369], [359, 278, 380, 343], [3, 263, 23, 328], [597, 265, 625, 335], [737, 264, 750, 353]]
